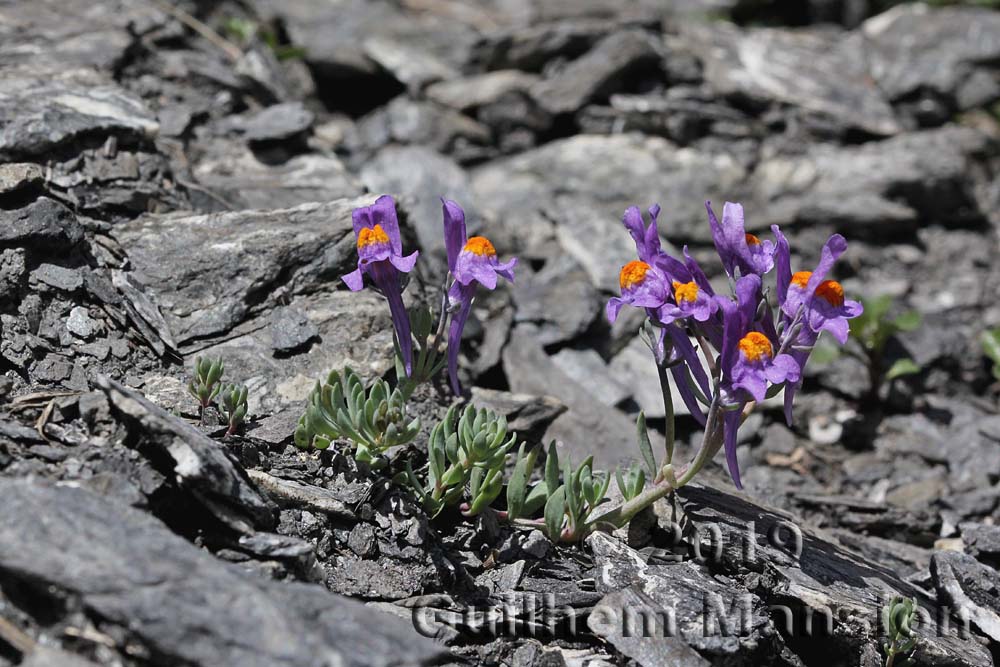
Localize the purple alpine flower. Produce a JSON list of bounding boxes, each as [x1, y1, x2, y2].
[[443, 199, 517, 395], [717, 275, 800, 488], [606, 260, 671, 324], [772, 226, 862, 424], [705, 201, 776, 278], [775, 229, 863, 345], [342, 195, 419, 376]]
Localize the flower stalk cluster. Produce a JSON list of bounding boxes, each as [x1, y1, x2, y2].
[[303, 194, 861, 544]]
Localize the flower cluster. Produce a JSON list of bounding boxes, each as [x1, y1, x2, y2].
[[309, 192, 863, 545], [342, 195, 516, 395], [607, 201, 862, 488]]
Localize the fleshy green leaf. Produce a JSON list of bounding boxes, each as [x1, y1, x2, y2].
[[885, 358, 921, 380], [635, 412, 657, 478]]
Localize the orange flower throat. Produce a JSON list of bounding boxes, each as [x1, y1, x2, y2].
[[673, 280, 699, 304], [815, 280, 844, 307], [357, 224, 390, 249], [745, 233, 761, 246], [619, 261, 650, 290], [738, 332, 773, 362], [791, 270, 844, 306], [463, 236, 496, 257]]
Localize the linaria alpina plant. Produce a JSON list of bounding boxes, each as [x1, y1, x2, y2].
[[218, 383, 249, 437], [296, 194, 861, 543], [188, 356, 224, 422]]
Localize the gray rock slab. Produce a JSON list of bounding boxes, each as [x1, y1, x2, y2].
[[513, 256, 599, 346], [176, 289, 396, 420], [0, 478, 444, 667], [503, 325, 661, 469], [240, 102, 314, 142], [751, 126, 992, 233], [608, 336, 692, 418], [96, 376, 276, 533], [861, 4, 1000, 104], [549, 348, 630, 409], [679, 21, 899, 136], [112, 197, 374, 343], [192, 139, 364, 211], [472, 134, 747, 286], [268, 305, 319, 353], [427, 70, 540, 111], [530, 29, 662, 115], [678, 484, 992, 666], [0, 71, 158, 161], [932, 551, 1000, 644], [0, 197, 84, 247], [32, 264, 83, 292]]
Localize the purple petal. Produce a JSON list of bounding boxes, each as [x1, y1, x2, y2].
[[683, 246, 714, 296], [653, 254, 690, 283], [447, 283, 476, 394], [390, 249, 419, 273], [735, 274, 761, 328], [670, 364, 706, 426], [734, 365, 767, 403], [442, 199, 467, 274], [351, 205, 372, 237], [372, 195, 402, 255], [342, 266, 364, 291], [495, 256, 518, 283], [718, 297, 740, 376], [723, 408, 744, 489], [804, 234, 847, 297], [668, 325, 710, 397], [771, 225, 791, 306], [705, 201, 736, 277], [370, 262, 412, 376], [606, 298, 624, 323], [765, 354, 801, 385], [843, 299, 864, 317]]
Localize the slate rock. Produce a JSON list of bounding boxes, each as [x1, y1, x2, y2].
[[502, 325, 661, 468], [472, 134, 747, 286], [931, 551, 1000, 644], [0, 248, 27, 300], [33, 264, 83, 292], [0, 478, 444, 667], [268, 306, 319, 354], [960, 522, 1000, 565], [0, 72, 158, 160], [530, 29, 662, 116], [472, 18, 611, 72], [96, 376, 276, 533], [549, 348, 630, 408], [0, 197, 84, 247], [186, 290, 396, 423], [751, 126, 992, 234], [191, 139, 364, 211], [513, 255, 599, 346], [678, 484, 992, 666], [113, 197, 372, 343], [66, 306, 96, 339], [427, 70, 540, 111], [0, 0, 163, 73], [240, 102, 314, 142], [861, 4, 1000, 106], [350, 97, 493, 163], [679, 20, 899, 136], [0, 162, 44, 194]]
